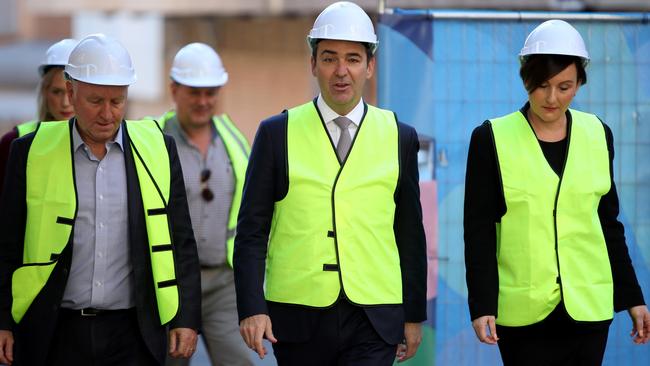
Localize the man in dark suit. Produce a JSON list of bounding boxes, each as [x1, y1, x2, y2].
[[233, 2, 427, 365], [0, 33, 201, 366]]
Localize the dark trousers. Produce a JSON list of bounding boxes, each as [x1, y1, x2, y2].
[[497, 303, 611, 366], [272, 300, 396, 366], [46, 308, 158, 366]]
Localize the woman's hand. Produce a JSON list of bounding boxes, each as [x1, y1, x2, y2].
[[472, 315, 499, 345], [628, 305, 650, 344]]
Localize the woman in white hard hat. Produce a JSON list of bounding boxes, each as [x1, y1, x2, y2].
[[35, 39, 77, 123], [0, 38, 76, 194], [464, 19, 650, 365]]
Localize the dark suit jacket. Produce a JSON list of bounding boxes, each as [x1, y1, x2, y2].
[[0, 120, 201, 365], [233, 101, 427, 346]]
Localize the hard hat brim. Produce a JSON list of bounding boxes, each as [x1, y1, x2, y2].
[[170, 73, 228, 88]]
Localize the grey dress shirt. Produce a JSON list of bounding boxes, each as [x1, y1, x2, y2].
[[61, 121, 134, 309], [163, 115, 234, 266]]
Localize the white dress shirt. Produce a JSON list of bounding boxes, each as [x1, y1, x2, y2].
[[316, 94, 365, 145]]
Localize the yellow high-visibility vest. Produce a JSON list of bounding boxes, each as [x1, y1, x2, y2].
[[491, 109, 613, 326], [16, 120, 40, 137], [12, 120, 179, 325], [265, 102, 402, 307]]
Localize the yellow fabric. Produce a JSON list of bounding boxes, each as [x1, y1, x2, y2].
[[14, 120, 179, 325], [266, 102, 401, 307], [212, 114, 250, 267], [13, 121, 76, 323], [16, 120, 40, 137], [491, 109, 613, 326], [126, 119, 178, 325]]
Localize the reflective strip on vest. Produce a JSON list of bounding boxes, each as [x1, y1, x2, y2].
[[126, 120, 179, 325], [491, 109, 612, 326], [12, 121, 76, 323], [265, 102, 401, 307], [16, 120, 40, 137]]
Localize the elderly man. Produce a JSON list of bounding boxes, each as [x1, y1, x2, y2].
[[0, 33, 201, 366], [234, 2, 427, 365], [159, 43, 253, 366]]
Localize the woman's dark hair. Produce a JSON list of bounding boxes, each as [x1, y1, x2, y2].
[[519, 54, 587, 94]]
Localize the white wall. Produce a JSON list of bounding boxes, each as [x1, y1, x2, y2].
[[72, 11, 164, 101]]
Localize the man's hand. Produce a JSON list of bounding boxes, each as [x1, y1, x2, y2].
[[628, 305, 650, 345], [396, 322, 422, 362], [472, 315, 498, 345], [0, 330, 14, 365], [168, 327, 198, 359], [239, 314, 277, 359]]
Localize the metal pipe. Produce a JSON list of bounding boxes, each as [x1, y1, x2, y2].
[[386, 10, 648, 22]]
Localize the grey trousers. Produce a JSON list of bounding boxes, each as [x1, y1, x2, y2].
[[167, 266, 255, 366]]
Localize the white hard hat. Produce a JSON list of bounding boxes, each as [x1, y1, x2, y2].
[[307, 1, 378, 54], [65, 33, 137, 86], [519, 20, 589, 64], [39, 38, 78, 76], [170, 43, 228, 87]]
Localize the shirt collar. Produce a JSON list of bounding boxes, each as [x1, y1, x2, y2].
[[72, 119, 124, 153], [316, 94, 364, 126]]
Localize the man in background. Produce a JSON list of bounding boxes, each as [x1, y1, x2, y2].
[[160, 42, 253, 366]]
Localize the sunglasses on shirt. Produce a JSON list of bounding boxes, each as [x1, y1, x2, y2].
[[200, 169, 214, 202]]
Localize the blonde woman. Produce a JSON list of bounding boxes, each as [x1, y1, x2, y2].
[[0, 38, 76, 193]]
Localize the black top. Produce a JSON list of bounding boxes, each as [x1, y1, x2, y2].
[[464, 104, 645, 321]]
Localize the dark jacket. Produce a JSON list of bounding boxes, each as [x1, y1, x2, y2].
[[0, 120, 201, 365]]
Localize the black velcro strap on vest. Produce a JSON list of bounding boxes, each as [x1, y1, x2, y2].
[[323, 264, 339, 271], [56, 216, 75, 225], [50, 253, 60, 261], [157, 279, 177, 288], [147, 208, 167, 216], [151, 244, 172, 253], [327, 231, 335, 238]]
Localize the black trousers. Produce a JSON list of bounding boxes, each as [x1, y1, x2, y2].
[[46, 308, 158, 366], [497, 303, 611, 366], [272, 300, 396, 366]]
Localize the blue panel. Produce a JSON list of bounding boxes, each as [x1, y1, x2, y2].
[[620, 65, 636, 108], [639, 105, 650, 143]]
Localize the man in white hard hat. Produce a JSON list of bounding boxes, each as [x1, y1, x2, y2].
[[234, 2, 426, 365], [0, 33, 201, 366], [159, 42, 253, 366]]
